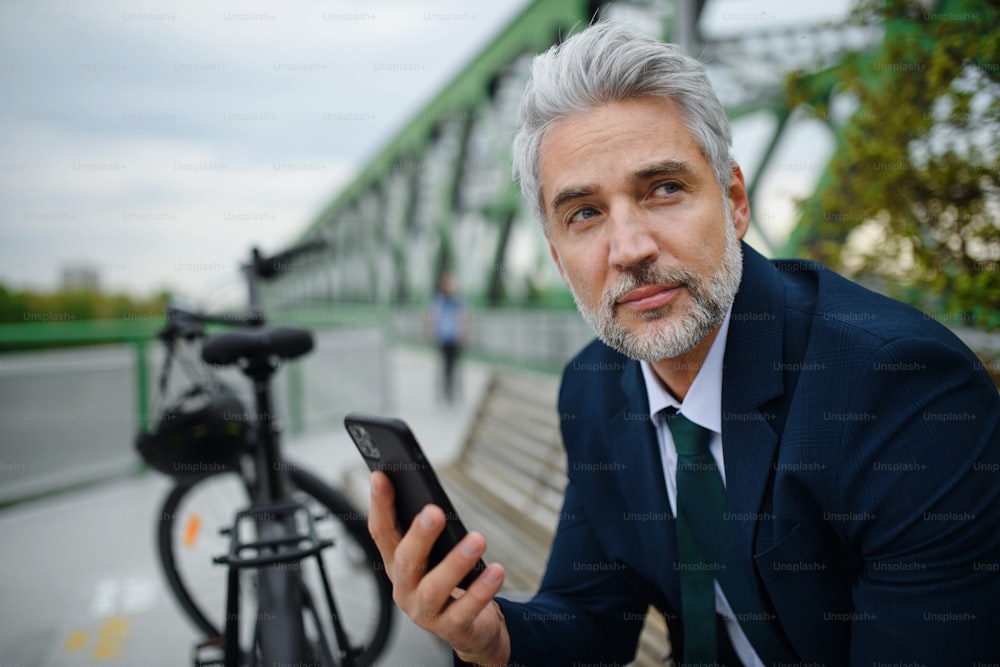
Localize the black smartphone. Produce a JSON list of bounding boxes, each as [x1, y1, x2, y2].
[[344, 412, 486, 589]]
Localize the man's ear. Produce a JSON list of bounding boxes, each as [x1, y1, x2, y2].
[[548, 240, 568, 284], [728, 163, 751, 240]]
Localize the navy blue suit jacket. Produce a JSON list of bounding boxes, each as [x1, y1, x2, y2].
[[490, 245, 1000, 666]]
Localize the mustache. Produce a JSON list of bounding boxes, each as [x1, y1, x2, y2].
[[603, 264, 698, 310]]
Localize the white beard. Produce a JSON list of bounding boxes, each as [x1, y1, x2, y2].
[[566, 210, 743, 362]]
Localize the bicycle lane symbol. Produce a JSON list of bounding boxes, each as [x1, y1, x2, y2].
[[60, 575, 157, 660]]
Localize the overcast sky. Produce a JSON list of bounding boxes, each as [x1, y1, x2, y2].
[[0, 0, 852, 306]]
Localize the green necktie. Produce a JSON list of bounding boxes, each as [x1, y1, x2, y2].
[[666, 409, 796, 666], [666, 409, 722, 664]]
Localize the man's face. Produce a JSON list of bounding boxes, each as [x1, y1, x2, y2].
[[538, 97, 750, 361]]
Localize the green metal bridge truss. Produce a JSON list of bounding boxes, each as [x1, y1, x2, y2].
[[1, 0, 989, 499], [258, 0, 897, 312]]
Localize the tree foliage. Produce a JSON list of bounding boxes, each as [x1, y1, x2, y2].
[[0, 283, 169, 325], [786, 0, 1000, 329]]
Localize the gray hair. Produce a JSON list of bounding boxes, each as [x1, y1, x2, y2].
[[511, 22, 734, 233]]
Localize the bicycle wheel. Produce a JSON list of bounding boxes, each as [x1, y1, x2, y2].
[[156, 463, 394, 666]]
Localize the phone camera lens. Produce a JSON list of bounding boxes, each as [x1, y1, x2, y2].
[[350, 424, 381, 459]]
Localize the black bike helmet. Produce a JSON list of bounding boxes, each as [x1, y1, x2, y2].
[[136, 382, 250, 476]]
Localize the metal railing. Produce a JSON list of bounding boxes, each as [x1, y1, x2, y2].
[[0, 319, 391, 506]]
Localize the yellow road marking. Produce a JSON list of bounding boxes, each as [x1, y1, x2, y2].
[[63, 630, 87, 652], [63, 617, 132, 659], [93, 615, 130, 659]]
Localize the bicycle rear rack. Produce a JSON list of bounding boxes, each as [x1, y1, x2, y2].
[[194, 498, 360, 667]]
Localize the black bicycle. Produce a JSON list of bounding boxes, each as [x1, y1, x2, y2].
[[136, 241, 394, 666]]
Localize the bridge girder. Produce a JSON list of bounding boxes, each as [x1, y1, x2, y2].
[[265, 0, 882, 311]]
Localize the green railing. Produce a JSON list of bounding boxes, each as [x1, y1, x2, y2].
[[0, 319, 159, 430], [0, 314, 396, 507], [0, 309, 394, 433]]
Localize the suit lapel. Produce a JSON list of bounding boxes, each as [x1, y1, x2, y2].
[[721, 245, 787, 555], [611, 359, 682, 608]]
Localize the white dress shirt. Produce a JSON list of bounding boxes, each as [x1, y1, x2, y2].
[[639, 307, 765, 667]]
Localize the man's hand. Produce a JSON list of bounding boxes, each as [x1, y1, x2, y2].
[[368, 471, 511, 665]]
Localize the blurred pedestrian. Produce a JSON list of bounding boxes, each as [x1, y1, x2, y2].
[[424, 271, 470, 403]]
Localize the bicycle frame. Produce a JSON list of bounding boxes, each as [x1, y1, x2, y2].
[[216, 346, 361, 666], [243, 350, 288, 503], [232, 237, 328, 506], [158, 240, 364, 666]]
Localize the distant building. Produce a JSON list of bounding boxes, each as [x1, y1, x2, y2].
[[60, 262, 100, 291]]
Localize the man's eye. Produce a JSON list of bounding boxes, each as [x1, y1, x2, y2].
[[568, 207, 598, 224], [653, 182, 681, 196]]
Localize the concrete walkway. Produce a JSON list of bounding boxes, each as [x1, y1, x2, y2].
[[0, 344, 492, 667]]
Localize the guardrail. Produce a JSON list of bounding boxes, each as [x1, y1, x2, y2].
[[2, 308, 993, 508], [0, 318, 391, 507]]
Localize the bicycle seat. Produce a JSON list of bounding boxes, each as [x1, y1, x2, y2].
[[202, 325, 314, 366]]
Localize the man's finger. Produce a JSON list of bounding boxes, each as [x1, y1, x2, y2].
[[441, 561, 505, 635], [393, 503, 447, 591], [368, 471, 401, 569], [410, 530, 489, 624]]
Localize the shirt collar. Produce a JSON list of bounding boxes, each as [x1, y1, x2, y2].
[[640, 305, 732, 435]]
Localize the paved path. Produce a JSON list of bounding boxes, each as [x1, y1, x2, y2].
[[0, 345, 492, 667]]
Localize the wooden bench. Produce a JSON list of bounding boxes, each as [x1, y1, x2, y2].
[[437, 369, 567, 594], [344, 367, 671, 665]]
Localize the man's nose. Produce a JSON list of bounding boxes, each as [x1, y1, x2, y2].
[[607, 205, 658, 270]]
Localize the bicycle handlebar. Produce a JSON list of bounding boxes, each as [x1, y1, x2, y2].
[[250, 238, 328, 280], [156, 236, 328, 342], [157, 301, 264, 344], [245, 237, 329, 318]]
